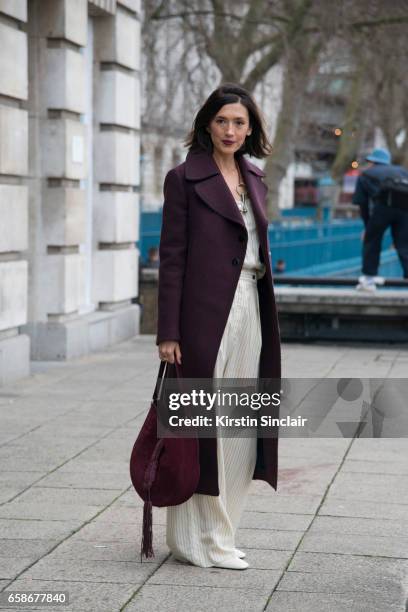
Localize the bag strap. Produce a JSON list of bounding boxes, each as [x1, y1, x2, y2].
[[152, 360, 166, 402], [152, 360, 184, 402]]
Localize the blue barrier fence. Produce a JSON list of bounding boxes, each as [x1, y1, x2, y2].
[[139, 207, 322, 262], [138, 208, 402, 277], [286, 248, 401, 278], [139, 210, 162, 262], [269, 222, 392, 272], [280, 207, 317, 219]]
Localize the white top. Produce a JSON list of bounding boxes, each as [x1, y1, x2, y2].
[[234, 197, 266, 279]]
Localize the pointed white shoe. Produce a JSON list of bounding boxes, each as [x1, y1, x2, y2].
[[212, 556, 249, 570], [235, 548, 246, 558]]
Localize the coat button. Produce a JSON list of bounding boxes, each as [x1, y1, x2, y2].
[[238, 234, 245, 243], [232, 257, 240, 266]]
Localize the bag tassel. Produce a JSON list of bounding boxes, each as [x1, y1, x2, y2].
[[140, 439, 164, 562], [141, 495, 153, 561]]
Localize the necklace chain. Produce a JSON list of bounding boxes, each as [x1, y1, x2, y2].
[[214, 156, 249, 213], [234, 161, 248, 213]]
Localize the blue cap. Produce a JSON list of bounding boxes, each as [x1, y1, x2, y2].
[[365, 148, 391, 165]]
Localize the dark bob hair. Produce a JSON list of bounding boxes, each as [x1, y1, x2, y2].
[[184, 83, 273, 159]]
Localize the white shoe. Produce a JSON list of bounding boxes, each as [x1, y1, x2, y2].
[[235, 548, 246, 558], [355, 275, 377, 292], [212, 556, 249, 570], [355, 282, 377, 292]]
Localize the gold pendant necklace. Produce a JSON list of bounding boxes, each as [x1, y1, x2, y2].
[[234, 162, 248, 213], [236, 185, 248, 213]]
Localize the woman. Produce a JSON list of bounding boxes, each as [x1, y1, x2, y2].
[[156, 83, 281, 569]]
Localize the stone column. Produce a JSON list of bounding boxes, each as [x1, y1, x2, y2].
[[22, 0, 141, 361], [140, 137, 156, 211], [23, 0, 88, 359], [92, 0, 141, 334], [0, 0, 30, 383]]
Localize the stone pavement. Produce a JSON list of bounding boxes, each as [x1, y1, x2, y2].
[[0, 336, 407, 612]]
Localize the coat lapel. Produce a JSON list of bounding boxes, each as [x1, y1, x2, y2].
[[236, 153, 269, 232], [185, 149, 269, 231]]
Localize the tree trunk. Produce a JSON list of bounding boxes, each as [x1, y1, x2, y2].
[[263, 45, 314, 220], [330, 62, 366, 181]]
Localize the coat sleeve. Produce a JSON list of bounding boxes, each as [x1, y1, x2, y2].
[[155, 168, 188, 346], [352, 175, 370, 227]]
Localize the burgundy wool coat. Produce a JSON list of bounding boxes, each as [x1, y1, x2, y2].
[[155, 147, 282, 494]]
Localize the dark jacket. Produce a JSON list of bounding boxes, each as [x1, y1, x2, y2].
[[155, 147, 281, 494], [352, 163, 408, 226]]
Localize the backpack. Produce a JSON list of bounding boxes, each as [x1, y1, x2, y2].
[[376, 173, 408, 210]]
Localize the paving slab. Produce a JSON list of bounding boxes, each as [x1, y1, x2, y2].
[[266, 591, 403, 612], [320, 496, 408, 521], [3, 486, 120, 508], [0, 519, 80, 541], [0, 556, 40, 581], [247, 493, 322, 514], [328, 472, 408, 504], [287, 551, 408, 577], [96, 504, 167, 525], [235, 528, 303, 550], [144, 562, 280, 593], [341, 458, 408, 475], [299, 531, 408, 558], [0, 502, 107, 522], [0, 473, 46, 488], [0, 488, 29, 504], [0, 539, 58, 560], [56, 459, 131, 474], [21, 557, 160, 584], [68, 521, 167, 544], [51, 539, 169, 563], [276, 569, 406, 601], [0, 457, 67, 472], [239, 510, 313, 531], [308, 515, 408, 538], [345, 438, 408, 462], [34, 471, 131, 490], [2, 579, 139, 612], [124, 584, 268, 612]]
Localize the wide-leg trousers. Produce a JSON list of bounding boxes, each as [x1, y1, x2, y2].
[[166, 268, 263, 567]]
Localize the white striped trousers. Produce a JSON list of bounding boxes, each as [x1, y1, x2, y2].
[[166, 268, 262, 567]]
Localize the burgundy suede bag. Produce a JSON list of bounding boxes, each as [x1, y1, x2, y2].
[[129, 360, 200, 561]]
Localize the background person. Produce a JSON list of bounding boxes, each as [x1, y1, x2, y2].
[[352, 147, 408, 291], [274, 258, 286, 274], [145, 245, 160, 268]]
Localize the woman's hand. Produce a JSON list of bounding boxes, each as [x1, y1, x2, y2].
[[158, 341, 182, 365]]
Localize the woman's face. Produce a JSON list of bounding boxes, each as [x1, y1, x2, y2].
[[207, 102, 252, 156]]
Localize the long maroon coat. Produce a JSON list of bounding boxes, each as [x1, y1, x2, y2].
[[155, 147, 281, 494]]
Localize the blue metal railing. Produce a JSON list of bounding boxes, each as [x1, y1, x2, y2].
[[138, 209, 401, 277], [269, 221, 364, 269], [139, 211, 162, 262], [285, 248, 400, 278], [281, 207, 317, 219]]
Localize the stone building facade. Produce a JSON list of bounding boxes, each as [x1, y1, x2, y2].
[[0, 0, 141, 384], [140, 127, 186, 211]]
